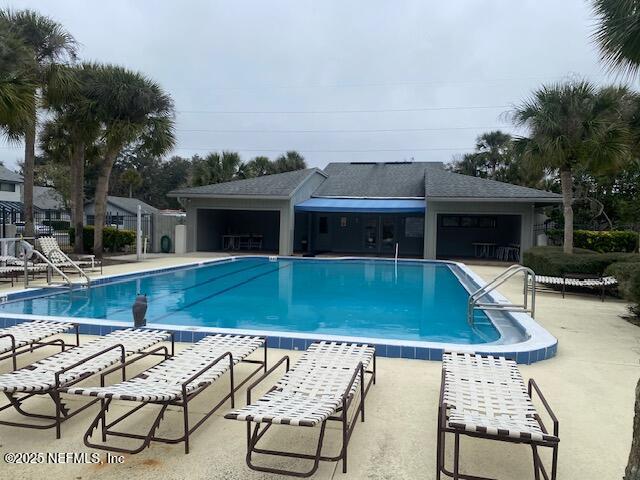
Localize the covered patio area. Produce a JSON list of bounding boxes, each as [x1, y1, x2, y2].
[[294, 198, 426, 257]]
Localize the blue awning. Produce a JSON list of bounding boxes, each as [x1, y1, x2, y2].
[[295, 198, 425, 213]]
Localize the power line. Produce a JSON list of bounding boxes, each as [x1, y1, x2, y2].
[[178, 74, 611, 92], [177, 125, 513, 134], [171, 146, 475, 153], [177, 105, 511, 115]]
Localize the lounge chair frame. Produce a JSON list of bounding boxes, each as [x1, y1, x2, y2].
[[0, 332, 174, 439], [81, 337, 268, 455], [240, 345, 376, 478], [437, 363, 559, 480], [0, 322, 79, 371]]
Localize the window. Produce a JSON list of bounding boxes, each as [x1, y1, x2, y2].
[[405, 217, 424, 237], [318, 216, 328, 234], [340, 216, 347, 227], [0, 183, 15, 192], [440, 215, 497, 228]]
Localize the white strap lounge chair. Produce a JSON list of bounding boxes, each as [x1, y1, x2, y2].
[[0, 328, 171, 439], [37, 236, 102, 274], [225, 341, 376, 477], [535, 273, 617, 301], [0, 320, 78, 370], [65, 334, 266, 454], [437, 352, 559, 480]]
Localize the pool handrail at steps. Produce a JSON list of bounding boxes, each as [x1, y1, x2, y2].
[[467, 265, 536, 326], [19, 239, 90, 289]]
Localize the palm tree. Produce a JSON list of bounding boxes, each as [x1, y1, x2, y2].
[[43, 64, 103, 253], [0, 21, 36, 138], [273, 151, 306, 173], [512, 81, 631, 254], [450, 152, 485, 177], [192, 151, 241, 186], [475, 130, 513, 178], [0, 9, 77, 237], [592, 0, 640, 76], [592, 4, 640, 478], [244, 155, 274, 177], [89, 64, 175, 256], [121, 168, 143, 198]]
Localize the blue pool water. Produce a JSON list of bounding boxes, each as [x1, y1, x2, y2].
[[0, 258, 500, 344]]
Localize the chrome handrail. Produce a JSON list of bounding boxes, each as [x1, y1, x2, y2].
[[18, 239, 90, 288], [468, 265, 536, 326], [46, 246, 91, 286]]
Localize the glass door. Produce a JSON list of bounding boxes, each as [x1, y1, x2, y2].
[[381, 218, 396, 252], [364, 218, 377, 250]]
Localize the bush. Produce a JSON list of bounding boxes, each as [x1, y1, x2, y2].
[[69, 226, 136, 253], [573, 230, 638, 253], [522, 246, 640, 277], [605, 262, 640, 299], [630, 270, 640, 317], [546, 229, 638, 252]]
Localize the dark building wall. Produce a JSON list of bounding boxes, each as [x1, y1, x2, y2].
[[196, 209, 280, 251], [294, 212, 424, 257], [435, 213, 521, 258]]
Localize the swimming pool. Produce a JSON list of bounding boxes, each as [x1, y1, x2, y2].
[[0, 257, 558, 363]]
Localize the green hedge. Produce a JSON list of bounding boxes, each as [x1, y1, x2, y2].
[[605, 262, 640, 299], [69, 226, 136, 253], [522, 246, 640, 277], [547, 229, 639, 253], [630, 270, 640, 316], [606, 262, 640, 316]]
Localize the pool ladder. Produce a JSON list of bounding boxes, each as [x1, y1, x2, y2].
[[467, 265, 536, 326], [19, 240, 91, 289]]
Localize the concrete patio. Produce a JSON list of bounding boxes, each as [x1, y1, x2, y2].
[[0, 256, 637, 479]]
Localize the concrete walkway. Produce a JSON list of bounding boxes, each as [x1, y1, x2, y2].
[[0, 257, 637, 479]]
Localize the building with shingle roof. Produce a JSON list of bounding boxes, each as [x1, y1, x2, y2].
[[169, 161, 560, 258]]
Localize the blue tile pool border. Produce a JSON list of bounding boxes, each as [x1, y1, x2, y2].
[[0, 255, 559, 364], [0, 315, 558, 364]]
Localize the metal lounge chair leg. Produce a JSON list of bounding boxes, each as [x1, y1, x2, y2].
[[453, 433, 460, 480], [342, 398, 348, 473], [436, 408, 443, 480], [183, 399, 190, 454], [532, 445, 541, 480]]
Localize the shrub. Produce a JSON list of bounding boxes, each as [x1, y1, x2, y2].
[[546, 229, 638, 252], [69, 226, 136, 253], [573, 230, 638, 253], [522, 246, 640, 277], [605, 262, 640, 299]]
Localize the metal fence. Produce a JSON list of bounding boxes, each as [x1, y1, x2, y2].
[[0, 207, 161, 253]]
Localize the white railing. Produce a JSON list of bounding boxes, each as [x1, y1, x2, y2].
[[0, 237, 90, 288], [467, 265, 536, 326]]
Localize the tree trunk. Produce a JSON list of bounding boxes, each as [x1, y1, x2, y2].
[[560, 169, 573, 254], [22, 104, 36, 239], [71, 141, 85, 254], [93, 149, 117, 258], [626, 378, 640, 480]]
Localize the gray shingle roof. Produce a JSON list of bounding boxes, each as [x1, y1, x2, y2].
[[87, 196, 159, 214], [424, 167, 561, 200], [313, 162, 434, 198], [169, 168, 325, 198], [109, 196, 159, 214], [0, 165, 23, 183], [33, 186, 65, 210]]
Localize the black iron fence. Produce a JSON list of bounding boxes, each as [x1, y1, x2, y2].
[[0, 207, 157, 253]]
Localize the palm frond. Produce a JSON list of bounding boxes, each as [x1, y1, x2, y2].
[[591, 0, 640, 76]]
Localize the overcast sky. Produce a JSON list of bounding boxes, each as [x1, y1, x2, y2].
[[0, 0, 626, 170]]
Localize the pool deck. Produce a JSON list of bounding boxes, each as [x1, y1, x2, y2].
[[0, 254, 638, 479]]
